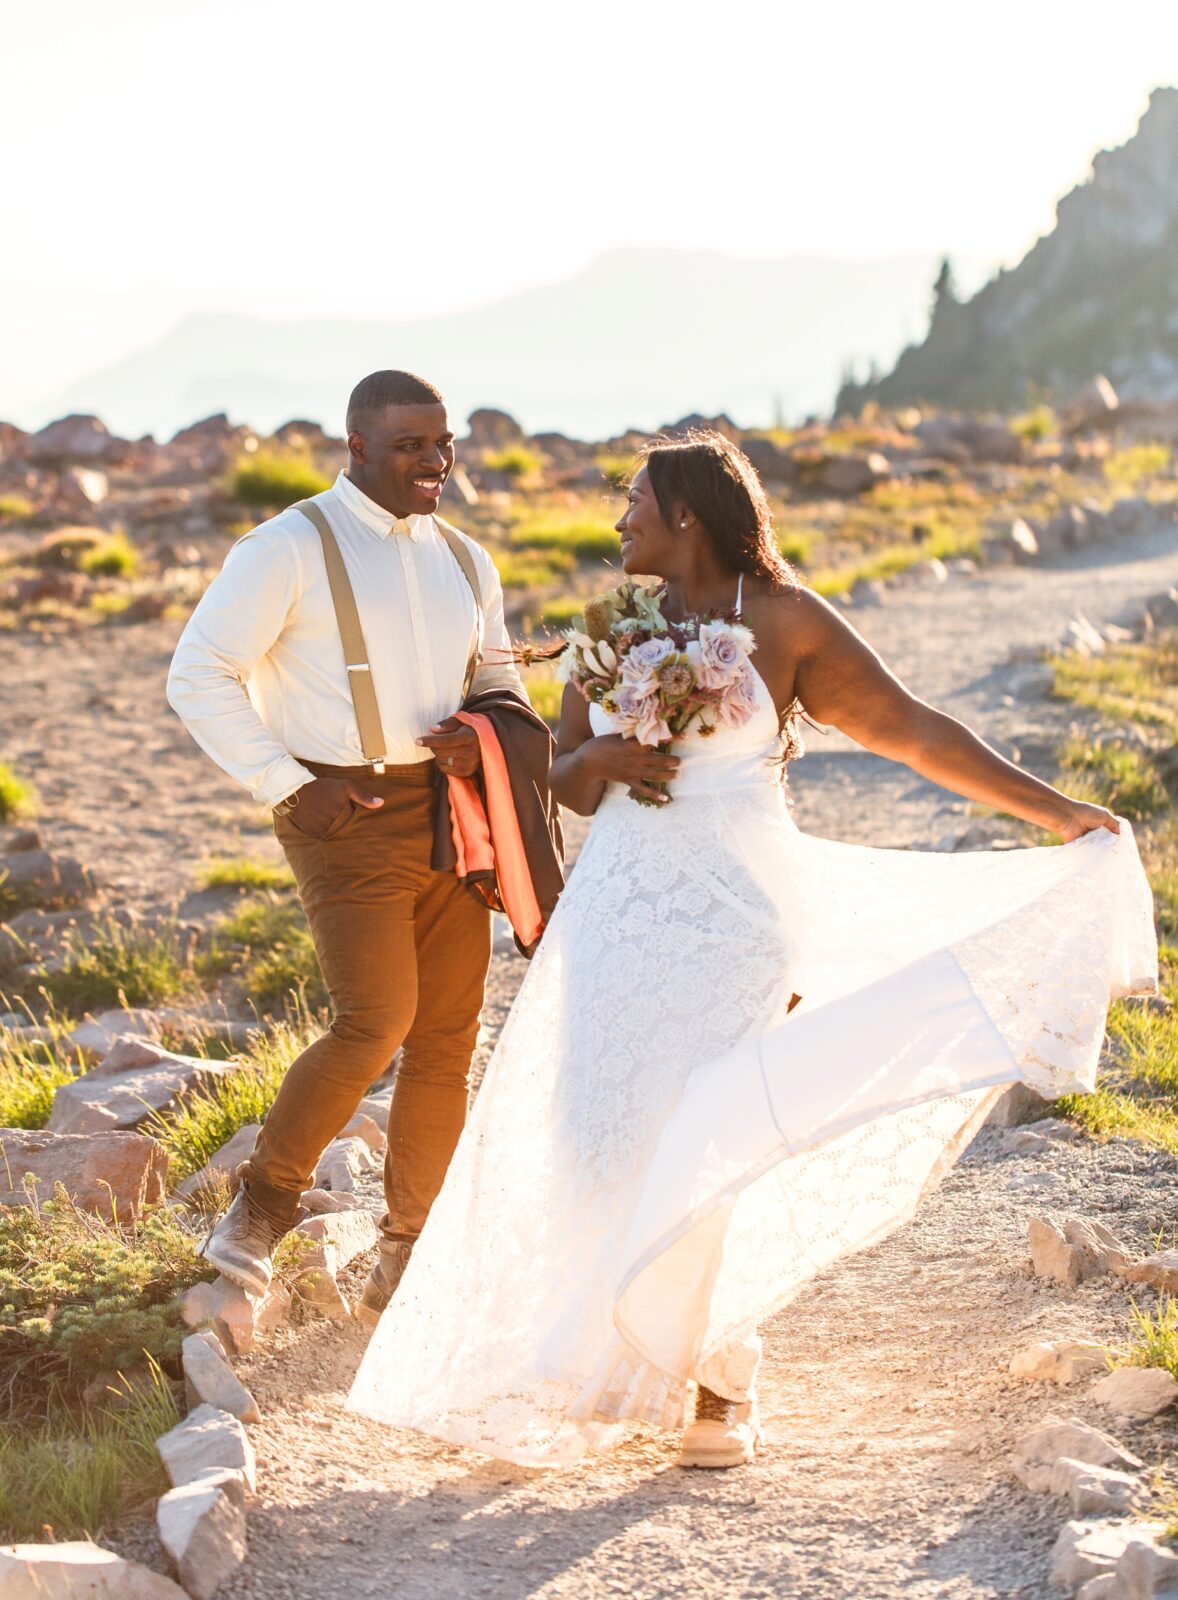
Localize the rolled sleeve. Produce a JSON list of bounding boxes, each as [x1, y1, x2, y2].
[[167, 529, 316, 805]]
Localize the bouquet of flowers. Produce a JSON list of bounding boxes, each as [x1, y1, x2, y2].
[[558, 580, 760, 805]]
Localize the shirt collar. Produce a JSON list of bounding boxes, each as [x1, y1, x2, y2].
[[333, 471, 426, 541]]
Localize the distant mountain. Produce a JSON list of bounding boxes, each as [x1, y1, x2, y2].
[[46, 248, 990, 441], [838, 87, 1178, 414]]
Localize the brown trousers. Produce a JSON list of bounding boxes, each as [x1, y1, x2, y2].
[[240, 761, 491, 1241]]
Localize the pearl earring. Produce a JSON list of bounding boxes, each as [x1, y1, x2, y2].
[[680, 519, 686, 528]]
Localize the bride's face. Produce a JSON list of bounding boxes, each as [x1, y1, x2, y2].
[[615, 467, 677, 577]]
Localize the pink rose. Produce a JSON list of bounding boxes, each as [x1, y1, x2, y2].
[[716, 664, 760, 728], [695, 622, 748, 689]]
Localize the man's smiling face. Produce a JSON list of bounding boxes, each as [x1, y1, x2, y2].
[[347, 402, 455, 517]]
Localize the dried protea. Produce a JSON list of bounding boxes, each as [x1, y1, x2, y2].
[[583, 597, 616, 642]]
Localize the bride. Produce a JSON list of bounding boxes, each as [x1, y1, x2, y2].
[[348, 431, 1157, 1469]]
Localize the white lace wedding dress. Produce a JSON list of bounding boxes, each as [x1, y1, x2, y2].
[[348, 636, 1158, 1467]]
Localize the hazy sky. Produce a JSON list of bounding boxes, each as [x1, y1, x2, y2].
[[4, 0, 1177, 422]]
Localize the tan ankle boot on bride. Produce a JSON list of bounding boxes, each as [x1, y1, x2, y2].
[[676, 1384, 760, 1469]]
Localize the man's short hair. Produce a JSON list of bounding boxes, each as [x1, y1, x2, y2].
[[346, 370, 444, 433]]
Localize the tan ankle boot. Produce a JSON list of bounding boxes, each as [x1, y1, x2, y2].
[[355, 1237, 413, 1329], [676, 1384, 760, 1469]]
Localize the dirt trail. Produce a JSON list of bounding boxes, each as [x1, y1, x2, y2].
[[13, 521, 1178, 1597]]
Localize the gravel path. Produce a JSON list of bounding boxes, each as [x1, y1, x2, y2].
[[11, 519, 1178, 1597]]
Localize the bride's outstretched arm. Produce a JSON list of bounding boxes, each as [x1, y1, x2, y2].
[[548, 683, 681, 814], [785, 589, 1119, 842]]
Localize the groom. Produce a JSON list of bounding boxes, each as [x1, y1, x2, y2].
[[167, 369, 528, 1322]]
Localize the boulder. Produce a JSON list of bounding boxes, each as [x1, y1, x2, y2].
[[27, 414, 127, 465], [1111, 497, 1154, 537], [985, 1084, 1055, 1128], [1029, 1216, 1132, 1286], [1052, 1521, 1156, 1589], [155, 1402, 257, 1495], [176, 1123, 260, 1202], [301, 1186, 364, 1215], [1013, 1414, 1142, 1493], [1125, 1249, 1178, 1295], [313, 1134, 379, 1193], [814, 452, 891, 496], [0, 848, 93, 909], [466, 408, 524, 449], [47, 1043, 236, 1134], [180, 1275, 290, 1355], [181, 1331, 261, 1423], [338, 1110, 386, 1155], [0, 1542, 187, 1597], [156, 1476, 247, 1600], [0, 1127, 167, 1216], [1063, 376, 1120, 433], [59, 466, 109, 508], [1090, 1366, 1178, 1422], [1009, 1338, 1109, 1385], [1077, 1577, 1121, 1600], [66, 1011, 166, 1064], [1118, 1532, 1178, 1598], [1048, 1455, 1143, 1515], [292, 1208, 379, 1318]]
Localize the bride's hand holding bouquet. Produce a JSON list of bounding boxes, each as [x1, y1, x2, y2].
[[558, 579, 761, 805]]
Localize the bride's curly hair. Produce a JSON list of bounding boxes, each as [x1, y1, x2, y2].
[[639, 431, 797, 587]]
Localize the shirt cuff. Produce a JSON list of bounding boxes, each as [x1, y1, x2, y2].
[[257, 758, 317, 810]]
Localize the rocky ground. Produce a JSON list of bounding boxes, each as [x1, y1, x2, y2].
[[7, 512, 1178, 1598], [61, 515, 1174, 1599]]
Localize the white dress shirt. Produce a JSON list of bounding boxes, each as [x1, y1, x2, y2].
[[167, 471, 524, 806]]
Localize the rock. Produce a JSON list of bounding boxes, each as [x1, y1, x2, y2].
[[60, 465, 109, 507], [1063, 376, 1121, 433], [47, 1044, 236, 1134], [1013, 1414, 1142, 1492], [176, 1124, 260, 1202], [156, 1402, 257, 1495], [1049, 1455, 1143, 1515], [814, 452, 891, 496], [467, 408, 525, 449], [0, 1542, 187, 1597], [0, 848, 93, 909], [301, 1186, 364, 1214], [66, 1012, 166, 1064], [1077, 1577, 1123, 1600], [27, 413, 128, 464], [1064, 613, 1108, 657], [0, 1127, 167, 1216], [1143, 588, 1178, 630], [181, 1332, 261, 1423], [1125, 1250, 1178, 1294], [0, 826, 41, 854], [1118, 1532, 1178, 1598], [1001, 1129, 1053, 1156], [292, 1208, 379, 1317], [1091, 1366, 1178, 1421], [157, 1480, 247, 1600], [180, 1275, 290, 1355], [1028, 1216, 1132, 1286], [1110, 497, 1154, 537], [1052, 1521, 1151, 1589], [338, 1110, 386, 1155], [1010, 1338, 1109, 1385], [985, 1084, 1055, 1128], [313, 1134, 379, 1192], [848, 577, 886, 607]]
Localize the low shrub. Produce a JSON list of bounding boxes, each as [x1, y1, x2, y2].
[[494, 550, 575, 590], [0, 1191, 207, 1422], [595, 453, 633, 488], [778, 529, 811, 569], [522, 674, 564, 728], [0, 761, 36, 822], [0, 1007, 86, 1129], [0, 494, 34, 521], [1011, 405, 1056, 441], [199, 855, 294, 892], [37, 916, 198, 1014], [1105, 443, 1170, 487], [483, 445, 542, 479], [510, 513, 619, 560], [200, 896, 325, 1013], [231, 452, 331, 508], [79, 530, 138, 578], [538, 597, 584, 627]]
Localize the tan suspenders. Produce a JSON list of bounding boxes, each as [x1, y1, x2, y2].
[[294, 497, 485, 775]]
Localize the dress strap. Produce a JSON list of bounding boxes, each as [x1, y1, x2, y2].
[[735, 573, 743, 618]]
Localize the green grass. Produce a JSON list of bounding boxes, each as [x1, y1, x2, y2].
[[0, 760, 36, 822], [1011, 405, 1057, 441], [537, 597, 584, 627], [509, 512, 620, 560], [494, 549, 575, 590], [35, 529, 106, 570], [0, 494, 34, 521], [522, 674, 563, 728], [778, 529, 811, 569], [1106, 443, 1171, 487], [595, 453, 634, 488], [199, 895, 325, 1012], [0, 1005, 86, 1129], [1056, 737, 1169, 821], [0, 1364, 180, 1541], [146, 1013, 317, 1184], [483, 445, 542, 479], [1115, 1295, 1178, 1380], [199, 854, 294, 891], [1050, 637, 1178, 740], [78, 530, 138, 578], [231, 451, 331, 508], [35, 916, 198, 1014]]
